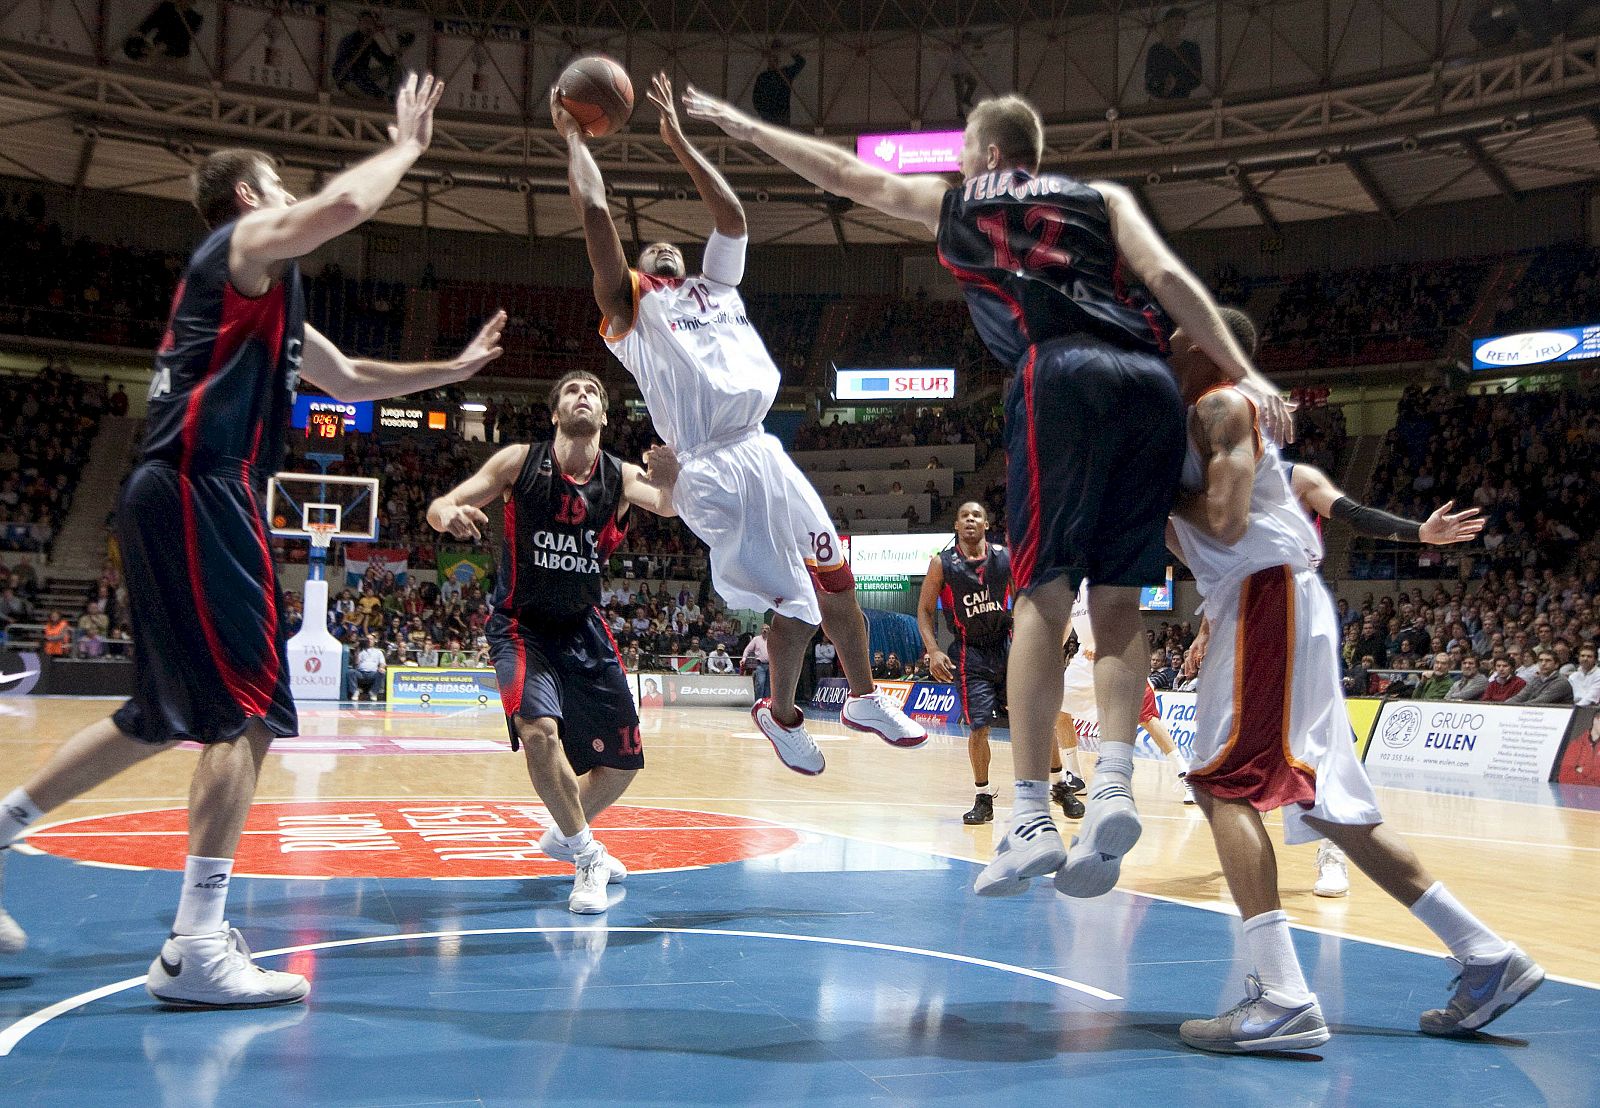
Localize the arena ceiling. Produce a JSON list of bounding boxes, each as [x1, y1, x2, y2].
[[0, 7, 1597, 246]]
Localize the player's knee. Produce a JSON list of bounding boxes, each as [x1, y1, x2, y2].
[[514, 716, 560, 752]]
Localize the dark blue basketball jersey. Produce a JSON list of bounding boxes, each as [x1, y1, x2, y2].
[[140, 220, 305, 478], [493, 441, 628, 623], [936, 171, 1169, 369], [939, 542, 1012, 646]]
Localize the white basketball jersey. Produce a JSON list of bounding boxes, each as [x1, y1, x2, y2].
[[1171, 390, 1323, 596], [603, 270, 778, 452], [1071, 580, 1094, 654]]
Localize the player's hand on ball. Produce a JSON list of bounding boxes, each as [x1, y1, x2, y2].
[[648, 72, 685, 145], [1419, 501, 1485, 545], [550, 87, 583, 140], [929, 650, 954, 683], [435, 504, 487, 541], [681, 83, 754, 139], [454, 310, 506, 378], [643, 443, 680, 488], [389, 72, 444, 151]]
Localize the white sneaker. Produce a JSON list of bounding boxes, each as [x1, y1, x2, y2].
[[0, 907, 26, 954], [1314, 843, 1349, 898], [751, 699, 825, 775], [1179, 772, 1196, 805], [569, 845, 613, 915], [841, 690, 928, 748], [1053, 785, 1143, 899], [974, 811, 1066, 897], [146, 926, 309, 1009], [539, 829, 627, 883]]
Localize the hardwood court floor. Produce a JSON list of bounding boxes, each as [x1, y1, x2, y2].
[[1, 696, 1597, 1106]]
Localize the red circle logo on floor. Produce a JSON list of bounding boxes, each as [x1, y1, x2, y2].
[[25, 802, 802, 879]]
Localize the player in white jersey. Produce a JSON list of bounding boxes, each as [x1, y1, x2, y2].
[[1164, 308, 1543, 1053], [553, 73, 925, 773], [1058, 582, 1192, 808]]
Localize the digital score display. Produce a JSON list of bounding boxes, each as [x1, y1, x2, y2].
[[305, 408, 347, 444]]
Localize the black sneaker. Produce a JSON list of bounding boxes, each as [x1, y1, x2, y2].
[[1059, 771, 1087, 794], [1051, 780, 1086, 819], [962, 793, 995, 824]]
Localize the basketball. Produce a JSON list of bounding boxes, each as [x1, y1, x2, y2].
[[556, 55, 633, 137]]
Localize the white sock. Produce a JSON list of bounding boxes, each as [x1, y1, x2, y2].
[[556, 825, 594, 856], [1012, 779, 1049, 816], [1410, 881, 1510, 962], [0, 788, 42, 848], [173, 856, 235, 936], [974, 782, 994, 796], [1242, 909, 1312, 1005], [1091, 742, 1135, 801], [1169, 749, 1190, 774], [1061, 748, 1082, 777]]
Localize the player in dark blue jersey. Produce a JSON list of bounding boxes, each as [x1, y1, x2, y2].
[[686, 85, 1291, 900], [427, 370, 677, 915], [0, 74, 508, 1008], [917, 502, 1014, 824]]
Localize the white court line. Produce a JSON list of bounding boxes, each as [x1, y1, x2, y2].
[[0, 925, 1120, 1057], [28, 825, 783, 839]]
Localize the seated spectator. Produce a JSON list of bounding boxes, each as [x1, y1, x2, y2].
[[0, 585, 30, 628], [1569, 643, 1600, 707], [352, 636, 386, 701], [1444, 655, 1488, 701], [1507, 650, 1573, 705], [884, 652, 905, 679], [871, 650, 886, 678], [705, 643, 734, 674], [1414, 654, 1455, 700], [1480, 656, 1526, 703], [76, 600, 109, 658], [42, 609, 71, 656]]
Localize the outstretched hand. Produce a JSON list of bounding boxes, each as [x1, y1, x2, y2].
[[550, 86, 583, 140], [643, 443, 680, 489], [389, 72, 445, 151], [648, 72, 686, 145], [681, 83, 756, 140], [1419, 501, 1485, 546], [1237, 372, 1295, 445], [433, 503, 488, 541], [454, 310, 506, 378]]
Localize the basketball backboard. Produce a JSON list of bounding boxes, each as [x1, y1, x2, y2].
[[267, 473, 380, 545]]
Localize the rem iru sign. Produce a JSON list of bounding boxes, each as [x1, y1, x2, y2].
[[835, 368, 956, 401], [1471, 325, 1600, 370]]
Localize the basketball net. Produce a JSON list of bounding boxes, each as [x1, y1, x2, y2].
[[306, 522, 339, 551]]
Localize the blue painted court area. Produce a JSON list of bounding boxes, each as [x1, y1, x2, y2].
[[1, 830, 1593, 1107]]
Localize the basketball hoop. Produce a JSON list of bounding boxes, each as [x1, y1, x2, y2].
[[306, 522, 339, 551]]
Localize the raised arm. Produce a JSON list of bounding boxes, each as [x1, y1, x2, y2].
[[1176, 389, 1257, 546], [916, 555, 955, 682], [682, 84, 945, 234], [551, 89, 633, 334], [425, 444, 528, 541], [296, 313, 504, 403], [232, 74, 443, 279], [1289, 463, 1483, 545], [1096, 181, 1291, 445], [650, 73, 744, 237]]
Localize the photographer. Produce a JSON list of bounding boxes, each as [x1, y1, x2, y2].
[[333, 11, 413, 101]]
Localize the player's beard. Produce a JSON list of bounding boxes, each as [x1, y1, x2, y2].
[[558, 409, 602, 437]]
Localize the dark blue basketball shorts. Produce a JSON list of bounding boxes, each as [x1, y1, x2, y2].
[[487, 609, 643, 773], [1005, 337, 1185, 594], [956, 639, 1009, 729], [112, 461, 298, 746]]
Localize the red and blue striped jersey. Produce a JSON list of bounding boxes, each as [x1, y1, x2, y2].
[[936, 170, 1169, 370], [139, 221, 305, 479], [493, 441, 628, 623], [939, 542, 1012, 646]]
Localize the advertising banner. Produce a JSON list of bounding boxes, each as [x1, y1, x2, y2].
[[810, 678, 852, 713], [834, 368, 956, 401], [1472, 325, 1600, 371], [1365, 701, 1574, 784], [1548, 707, 1598, 786], [0, 650, 42, 697], [855, 131, 964, 174], [902, 682, 960, 725], [292, 396, 373, 432], [387, 667, 498, 707], [635, 673, 754, 708], [844, 534, 952, 577]]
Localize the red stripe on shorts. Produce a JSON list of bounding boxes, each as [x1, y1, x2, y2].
[[1187, 565, 1316, 812], [1010, 346, 1042, 591]]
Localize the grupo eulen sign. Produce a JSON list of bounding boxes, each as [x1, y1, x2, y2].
[[855, 130, 964, 174], [835, 368, 956, 401], [1471, 325, 1600, 370]]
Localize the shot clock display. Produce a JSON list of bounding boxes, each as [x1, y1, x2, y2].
[[305, 407, 347, 444]]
